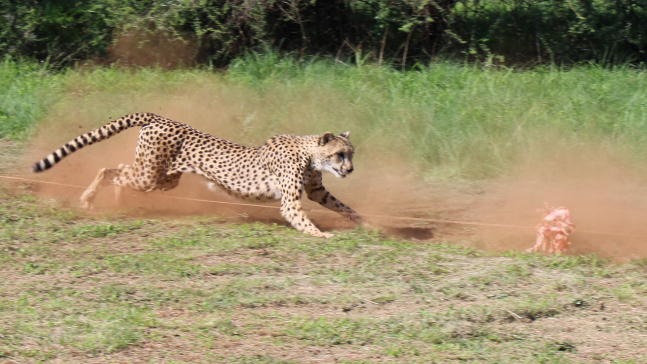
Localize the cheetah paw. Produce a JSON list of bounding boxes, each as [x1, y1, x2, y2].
[[360, 220, 378, 231], [310, 231, 334, 238], [79, 199, 94, 210]]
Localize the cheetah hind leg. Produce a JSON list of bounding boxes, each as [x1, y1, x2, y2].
[[113, 164, 125, 205], [79, 165, 125, 209], [158, 170, 183, 191]]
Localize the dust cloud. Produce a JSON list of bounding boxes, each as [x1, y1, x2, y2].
[[473, 152, 647, 260], [22, 85, 439, 238], [19, 82, 647, 259], [108, 30, 197, 69]]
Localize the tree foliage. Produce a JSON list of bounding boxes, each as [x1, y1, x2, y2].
[[0, 0, 645, 67]]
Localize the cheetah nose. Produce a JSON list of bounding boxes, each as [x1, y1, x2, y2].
[[347, 167, 354, 173]]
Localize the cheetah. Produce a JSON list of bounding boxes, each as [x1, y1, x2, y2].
[[31, 113, 362, 238]]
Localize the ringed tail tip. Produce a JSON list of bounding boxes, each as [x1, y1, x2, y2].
[[31, 160, 47, 173]]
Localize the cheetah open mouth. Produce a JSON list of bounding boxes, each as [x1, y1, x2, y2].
[[332, 168, 346, 178]]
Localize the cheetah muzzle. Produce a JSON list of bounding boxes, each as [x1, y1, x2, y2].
[[31, 113, 363, 238]]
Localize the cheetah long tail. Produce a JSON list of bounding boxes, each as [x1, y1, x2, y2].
[[31, 113, 158, 173]]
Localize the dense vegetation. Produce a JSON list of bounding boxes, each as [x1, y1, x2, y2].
[[1, 0, 646, 67]]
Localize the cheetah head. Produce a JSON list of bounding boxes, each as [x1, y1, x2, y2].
[[313, 131, 355, 178]]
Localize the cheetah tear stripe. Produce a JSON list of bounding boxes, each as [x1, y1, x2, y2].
[[31, 113, 157, 172]]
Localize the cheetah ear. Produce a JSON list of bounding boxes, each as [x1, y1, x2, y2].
[[339, 131, 350, 140], [319, 132, 335, 146]]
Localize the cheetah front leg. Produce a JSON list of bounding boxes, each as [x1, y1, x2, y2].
[[279, 176, 333, 238], [305, 171, 362, 224]]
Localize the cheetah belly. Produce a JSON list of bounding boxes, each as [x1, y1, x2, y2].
[[196, 161, 281, 202], [206, 174, 281, 202], [178, 138, 282, 202]]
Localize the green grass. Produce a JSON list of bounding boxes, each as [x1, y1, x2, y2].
[[2, 55, 647, 362], [226, 53, 647, 180], [4, 54, 647, 181], [0, 59, 66, 139], [0, 188, 646, 363]]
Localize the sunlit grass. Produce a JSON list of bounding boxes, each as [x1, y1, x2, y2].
[[3, 53, 647, 182], [0, 59, 66, 139], [0, 188, 646, 362], [3, 55, 647, 362]]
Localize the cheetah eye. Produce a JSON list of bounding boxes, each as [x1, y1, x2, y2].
[[337, 152, 344, 159]]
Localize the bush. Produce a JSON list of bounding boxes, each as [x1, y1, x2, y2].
[[0, 0, 645, 67]]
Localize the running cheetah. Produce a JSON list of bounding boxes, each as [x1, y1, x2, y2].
[[31, 113, 362, 238]]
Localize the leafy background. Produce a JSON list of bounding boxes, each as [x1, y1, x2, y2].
[[1, 0, 645, 67]]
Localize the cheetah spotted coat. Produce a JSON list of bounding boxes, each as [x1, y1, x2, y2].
[[31, 113, 361, 238]]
